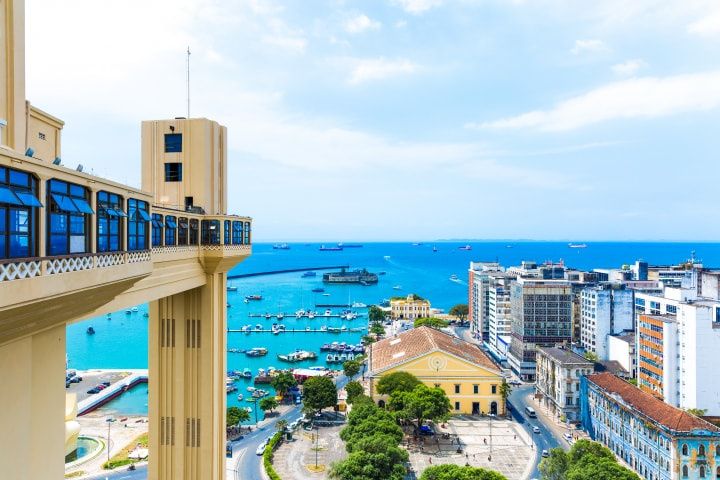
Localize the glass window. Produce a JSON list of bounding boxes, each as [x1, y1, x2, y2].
[[454, 384, 460, 394], [455, 401, 460, 411], [127, 199, 149, 251], [0, 167, 40, 259], [96, 191, 123, 252], [164, 215, 176, 245], [201, 219, 220, 245], [232, 221, 243, 245], [164, 163, 182, 182], [189, 219, 199, 245], [244, 221, 251, 244], [178, 217, 188, 244], [164, 133, 182, 153], [47, 179, 90, 256], [152, 214, 163, 247], [224, 220, 231, 245]]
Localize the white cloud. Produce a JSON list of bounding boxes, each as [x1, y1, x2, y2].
[[688, 9, 720, 36], [472, 71, 720, 131], [348, 58, 419, 85], [611, 59, 647, 77], [395, 20, 408, 28], [392, 0, 444, 15], [344, 14, 381, 34], [570, 39, 609, 55]]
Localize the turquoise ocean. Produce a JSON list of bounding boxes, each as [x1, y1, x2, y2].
[[67, 241, 720, 419]]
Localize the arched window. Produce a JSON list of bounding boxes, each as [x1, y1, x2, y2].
[[700, 465, 706, 478], [700, 444, 706, 457], [683, 465, 688, 478], [682, 444, 689, 456]]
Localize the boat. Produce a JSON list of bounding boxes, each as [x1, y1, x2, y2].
[[272, 243, 290, 250], [337, 242, 363, 248], [324, 309, 332, 316], [264, 313, 272, 319], [432, 245, 438, 252], [340, 326, 348, 332], [308, 311, 316, 319], [568, 243, 587, 248], [412, 242, 423, 246], [295, 309, 306, 318], [276, 313, 284, 320], [383, 255, 391, 260], [241, 325, 251, 333], [305, 326, 311, 331], [319, 325, 327, 332], [228, 348, 243, 353], [327, 327, 341, 333], [106, 313, 111, 318], [226, 385, 237, 393], [86, 326, 95, 335], [245, 347, 268, 357], [326, 353, 338, 363], [319, 245, 343, 251], [449, 274, 460, 282], [247, 386, 256, 392], [322, 268, 379, 285], [245, 295, 263, 301], [349, 327, 366, 332], [351, 302, 367, 308], [322, 293, 331, 296], [255, 324, 263, 331], [237, 394, 244, 401], [227, 285, 238, 292], [278, 350, 317, 362], [125, 309, 132, 315], [393, 285, 402, 290], [301, 271, 317, 278], [458, 244, 472, 251], [312, 288, 325, 293], [242, 369, 252, 378], [244, 407, 252, 413], [131, 306, 139, 312]]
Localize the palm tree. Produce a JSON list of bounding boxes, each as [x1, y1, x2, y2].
[[276, 419, 288, 432], [499, 380, 512, 416]]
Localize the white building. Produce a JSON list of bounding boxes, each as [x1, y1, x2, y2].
[[468, 262, 504, 341], [487, 272, 514, 360], [607, 332, 636, 377], [579, 285, 634, 359], [535, 346, 594, 422]]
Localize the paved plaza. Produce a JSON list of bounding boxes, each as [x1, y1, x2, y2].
[[405, 416, 534, 480], [272, 424, 348, 480]]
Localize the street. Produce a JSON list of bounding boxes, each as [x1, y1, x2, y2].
[[507, 384, 565, 479]]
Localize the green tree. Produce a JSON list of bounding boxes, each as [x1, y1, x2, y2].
[[226, 406, 250, 427], [391, 384, 451, 431], [538, 449, 569, 480], [414, 317, 449, 329], [686, 408, 707, 417], [342, 418, 404, 450], [270, 371, 297, 397], [627, 378, 638, 386], [539, 440, 639, 480], [498, 380, 511, 415], [376, 371, 422, 396], [583, 351, 599, 362], [362, 335, 376, 344], [566, 455, 640, 480], [370, 323, 386, 336], [449, 304, 469, 325], [420, 464, 508, 480], [260, 396, 279, 413], [302, 376, 338, 413], [330, 447, 407, 480], [276, 419, 288, 432], [344, 381, 364, 404], [343, 360, 361, 378], [567, 439, 615, 465], [369, 305, 387, 323]]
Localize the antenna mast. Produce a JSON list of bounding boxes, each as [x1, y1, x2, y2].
[[186, 46, 191, 119]]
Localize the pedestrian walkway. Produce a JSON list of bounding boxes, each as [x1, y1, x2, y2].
[[272, 425, 347, 480]]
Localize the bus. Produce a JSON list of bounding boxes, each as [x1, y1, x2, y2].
[[525, 406, 537, 418]]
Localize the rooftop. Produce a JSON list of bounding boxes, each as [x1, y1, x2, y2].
[[537, 347, 593, 365], [587, 373, 720, 433], [369, 326, 500, 375], [610, 332, 635, 344]]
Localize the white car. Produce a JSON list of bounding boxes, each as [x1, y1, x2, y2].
[[563, 433, 573, 442], [256, 439, 268, 456], [541, 450, 549, 458], [533, 426, 541, 434]]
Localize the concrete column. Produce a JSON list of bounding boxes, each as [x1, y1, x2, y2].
[[0, 324, 66, 480], [149, 271, 227, 480]]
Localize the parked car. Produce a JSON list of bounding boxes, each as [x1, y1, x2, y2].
[[87, 387, 100, 394], [101, 382, 111, 387], [256, 438, 269, 455], [510, 380, 522, 386], [563, 433, 573, 442], [418, 425, 435, 436], [541, 450, 549, 458], [533, 426, 541, 434], [70, 376, 82, 383], [96, 384, 107, 391]]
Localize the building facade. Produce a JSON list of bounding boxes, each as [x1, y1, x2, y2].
[[368, 326, 504, 415], [468, 261, 503, 341], [535, 347, 594, 422], [581, 373, 720, 480], [390, 294, 431, 321], [486, 272, 514, 360], [608, 332, 637, 378], [508, 278, 573, 381], [580, 285, 634, 359]]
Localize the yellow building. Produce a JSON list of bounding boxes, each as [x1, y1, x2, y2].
[[368, 326, 505, 415], [390, 294, 431, 320]]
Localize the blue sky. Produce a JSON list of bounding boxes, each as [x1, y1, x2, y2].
[[24, 0, 720, 241]]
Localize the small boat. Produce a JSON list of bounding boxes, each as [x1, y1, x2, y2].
[[301, 271, 317, 278], [106, 313, 112, 318], [273, 243, 290, 250], [277, 313, 284, 320], [295, 309, 306, 318], [227, 285, 238, 292], [393, 285, 402, 290], [242, 369, 252, 379], [244, 407, 252, 413], [226, 385, 238, 393], [86, 326, 95, 335], [245, 347, 268, 357], [340, 326, 348, 332], [328, 327, 341, 333], [349, 327, 366, 332], [312, 288, 325, 293], [245, 295, 263, 301], [378, 271, 386, 275], [237, 394, 244, 401], [337, 242, 363, 248], [264, 313, 272, 319], [433, 245, 438, 252], [322, 293, 331, 296], [383, 255, 391, 260], [241, 325, 251, 333], [131, 306, 139, 312], [326, 353, 336, 362], [319, 325, 327, 332], [125, 309, 131, 315], [308, 311, 317, 319], [449, 274, 459, 282], [305, 326, 311, 331], [351, 302, 367, 308], [458, 244, 472, 251], [247, 386, 256, 392], [569, 243, 587, 248], [324, 309, 332, 316], [255, 324, 263, 331]]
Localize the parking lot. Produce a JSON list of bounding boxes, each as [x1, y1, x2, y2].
[[66, 370, 131, 403], [405, 416, 534, 480]]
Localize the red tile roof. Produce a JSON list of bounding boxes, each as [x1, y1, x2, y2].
[[587, 373, 720, 433], [369, 326, 500, 374]]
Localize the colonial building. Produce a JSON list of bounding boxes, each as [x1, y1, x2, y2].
[[368, 326, 504, 415], [581, 373, 720, 480], [390, 294, 431, 321], [535, 347, 594, 422]]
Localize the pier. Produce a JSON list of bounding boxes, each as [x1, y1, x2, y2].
[[227, 328, 366, 334], [77, 369, 149, 416], [228, 265, 350, 279], [247, 312, 365, 319]]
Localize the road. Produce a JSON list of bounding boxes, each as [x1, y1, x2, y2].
[[507, 384, 565, 479], [86, 464, 147, 480]]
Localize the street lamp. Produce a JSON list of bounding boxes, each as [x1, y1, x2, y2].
[[105, 417, 116, 468]]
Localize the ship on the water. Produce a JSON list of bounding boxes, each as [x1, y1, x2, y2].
[[322, 267, 379, 285], [273, 243, 290, 250], [337, 242, 363, 248], [319, 245, 343, 251]]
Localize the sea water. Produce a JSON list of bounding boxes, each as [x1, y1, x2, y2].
[[67, 241, 720, 419]]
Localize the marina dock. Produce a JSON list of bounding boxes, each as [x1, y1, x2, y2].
[[77, 369, 148, 416], [227, 328, 366, 334], [246, 312, 365, 319]]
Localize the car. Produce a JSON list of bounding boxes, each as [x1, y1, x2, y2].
[[541, 450, 549, 458], [96, 384, 107, 391], [256, 439, 269, 455], [563, 433, 573, 442], [101, 382, 111, 387], [87, 388, 99, 394], [65, 380, 71, 388], [533, 426, 541, 434], [289, 420, 300, 430], [70, 376, 82, 383], [418, 425, 435, 436], [510, 380, 522, 386]]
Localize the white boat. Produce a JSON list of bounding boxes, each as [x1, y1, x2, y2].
[[277, 313, 284, 320], [568, 243, 587, 248], [324, 309, 332, 316], [237, 394, 244, 401], [319, 326, 327, 332], [125, 309, 131, 314], [339, 353, 348, 361], [383, 255, 391, 260], [255, 324, 263, 331], [305, 326, 311, 331], [247, 386, 256, 392], [326, 353, 334, 362], [393, 285, 402, 290], [458, 244, 472, 251], [295, 309, 306, 318], [227, 285, 238, 292], [340, 326, 348, 332], [244, 407, 252, 413], [131, 306, 139, 312], [347, 353, 355, 361], [308, 311, 316, 319], [351, 302, 367, 308], [322, 293, 331, 296]]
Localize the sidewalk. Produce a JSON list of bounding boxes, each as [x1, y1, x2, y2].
[[527, 394, 587, 447]]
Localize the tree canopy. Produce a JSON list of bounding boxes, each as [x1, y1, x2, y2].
[[390, 384, 451, 430], [270, 371, 297, 397], [414, 317, 449, 329], [302, 376, 338, 413], [370, 323, 386, 336], [259, 396, 279, 413], [539, 439, 640, 480], [368, 305, 387, 323], [376, 371, 422, 396], [226, 406, 250, 427], [343, 360, 361, 378], [420, 464, 508, 480], [330, 447, 407, 480], [344, 381, 364, 404], [449, 304, 469, 324]]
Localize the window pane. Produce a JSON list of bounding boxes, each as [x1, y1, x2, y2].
[[9, 234, 29, 257], [15, 191, 43, 207], [10, 209, 29, 233], [164, 133, 182, 153], [71, 198, 95, 214], [69, 235, 85, 253], [0, 186, 22, 206], [8, 170, 30, 187], [164, 163, 182, 182], [69, 184, 85, 197]]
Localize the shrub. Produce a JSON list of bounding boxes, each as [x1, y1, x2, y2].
[[263, 431, 284, 480]]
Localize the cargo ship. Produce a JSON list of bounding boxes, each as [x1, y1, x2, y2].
[[322, 267, 378, 285]]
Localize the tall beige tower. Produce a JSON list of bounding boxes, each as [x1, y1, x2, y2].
[[0, 0, 27, 151], [142, 118, 228, 215]]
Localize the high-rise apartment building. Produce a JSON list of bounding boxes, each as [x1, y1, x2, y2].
[[468, 261, 503, 341], [580, 285, 634, 359], [486, 272, 514, 360]]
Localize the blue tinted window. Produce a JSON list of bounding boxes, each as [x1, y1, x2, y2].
[[152, 214, 163, 247], [47, 179, 90, 255], [8, 170, 30, 187], [164, 215, 176, 245], [127, 198, 149, 251], [1, 167, 38, 259], [164, 163, 182, 182], [164, 133, 182, 153]]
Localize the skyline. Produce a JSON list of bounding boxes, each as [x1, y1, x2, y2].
[[24, 0, 720, 241]]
